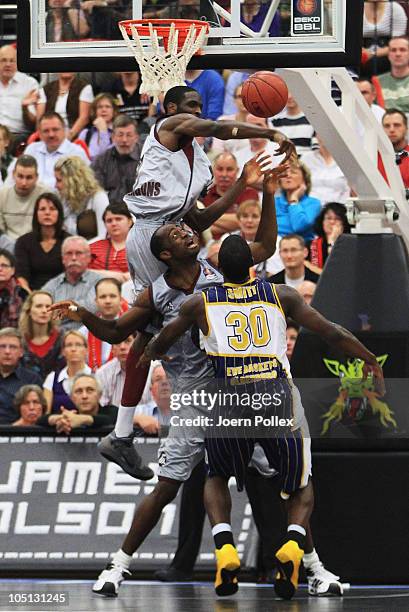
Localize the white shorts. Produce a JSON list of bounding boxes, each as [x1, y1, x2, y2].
[[157, 405, 205, 481], [126, 222, 167, 294]]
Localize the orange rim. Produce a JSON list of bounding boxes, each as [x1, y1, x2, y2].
[[119, 19, 209, 50]]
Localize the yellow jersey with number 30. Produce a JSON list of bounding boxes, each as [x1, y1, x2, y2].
[[201, 278, 291, 383]]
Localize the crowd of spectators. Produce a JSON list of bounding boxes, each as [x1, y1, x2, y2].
[[1, 2, 409, 430]]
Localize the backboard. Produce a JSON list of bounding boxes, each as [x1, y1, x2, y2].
[[17, 0, 362, 73]]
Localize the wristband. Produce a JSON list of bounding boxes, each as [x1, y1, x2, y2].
[[69, 305, 78, 312]]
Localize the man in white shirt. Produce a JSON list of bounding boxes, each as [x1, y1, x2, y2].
[[96, 335, 134, 408], [7, 112, 89, 188], [79, 278, 126, 371], [0, 155, 48, 240], [356, 79, 385, 124], [0, 46, 39, 139]]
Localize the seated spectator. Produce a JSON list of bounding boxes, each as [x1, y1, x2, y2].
[[15, 192, 70, 292], [297, 280, 316, 305], [268, 234, 320, 288], [0, 155, 48, 240], [133, 364, 172, 435], [185, 70, 225, 120], [108, 72, 150, 123], [381, 109, 409, 188], [241, 0, 281, 36], [42, 236, 100, 330], [12, 384, 47, 427], [275, 163, 321, 243], [91, 115, 141, 203], [362, 4, 407, 77], [356, 79, 385, 123], [37, 72, 93, 141], [223, 71, 249, 115], [271, 92, 314, 156], [43, 330, 91, 413], [286, 321, 299, 361], [54, 156, 109, 238], [0, 46, 38, 142], [19, 291, 64, 381], [300, 135, 350, 206], [89, 202, 132, 281], [38, 373, 117, 433], [79, 278, 128, 371], [202, 152, 259, 239], [96, 335, 134, 408], [79, 93, 118, 161], [310, 202, 350, 271], [0, 328, 42, 424], [46, 0, 90, 42], [0, 249, 28, 328], [377, 37, 409, 111], [212, 83, 249, 157], [7, 112, 90, 188], [0, 125, 15, 182]]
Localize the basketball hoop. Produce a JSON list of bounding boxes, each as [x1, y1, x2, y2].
[[118, 19, 210, 100]]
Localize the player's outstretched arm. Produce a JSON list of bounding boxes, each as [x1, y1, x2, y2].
[[250, 163, 289, 265], [276, 284, 385, 394], [141, 294, 205, 364], [48, 290, 154, 344], [163, 114, 296, 162], [185, 154, 272, 232]]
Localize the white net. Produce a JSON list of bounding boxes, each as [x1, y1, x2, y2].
[[119, 21, 209, 100]]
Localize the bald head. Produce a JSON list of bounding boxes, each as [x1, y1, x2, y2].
[[0, 45, 17, 83], [297, 280, 316, 305]]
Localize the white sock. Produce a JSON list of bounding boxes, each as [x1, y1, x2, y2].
[[287, 524, 306, 537], [212, 523, 232, 536], [114, 405, 136, 438], [303, 548, 320, 567], [112, 548, 132, 570]]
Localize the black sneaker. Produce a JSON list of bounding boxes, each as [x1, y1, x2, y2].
[[154, 567, 193, 582], [98, 432, 154, 480]]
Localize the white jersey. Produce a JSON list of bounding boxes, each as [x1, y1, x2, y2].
[[124, 118, 213, 222]]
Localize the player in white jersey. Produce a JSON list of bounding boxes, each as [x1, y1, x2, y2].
[[141, 235, 385, 600], [123, 85, 296, 294]]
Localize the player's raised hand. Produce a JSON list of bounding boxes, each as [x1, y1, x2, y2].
[[241, 153, 273, 185], [263, 162, 290, 193], [48, 300, 82, 322], [273, 133, 297, 164]]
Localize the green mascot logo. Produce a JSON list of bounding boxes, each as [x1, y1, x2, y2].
[[321, 355, 397, 435]]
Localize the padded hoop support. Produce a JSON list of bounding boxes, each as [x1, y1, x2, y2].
[[119, 19, 209, 100]]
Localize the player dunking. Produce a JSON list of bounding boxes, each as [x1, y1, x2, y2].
[[99, 86, 296, 480], [140, 235, 385, 600]]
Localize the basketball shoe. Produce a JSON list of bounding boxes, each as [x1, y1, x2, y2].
[[92, 562, 131, 597], [274, 539, 304, 600], [306, 562, 343, 596], [98, 432, 154, 480], [214, 544, 240, 597]]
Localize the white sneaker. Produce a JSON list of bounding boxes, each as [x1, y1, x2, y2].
[[306, 562, 343, 596], [92, 562, 131, 597]]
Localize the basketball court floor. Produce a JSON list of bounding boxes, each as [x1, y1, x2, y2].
[[1, 581, 409, 612]]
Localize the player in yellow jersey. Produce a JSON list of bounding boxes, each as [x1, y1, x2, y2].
[[141, 235, 385, 601]]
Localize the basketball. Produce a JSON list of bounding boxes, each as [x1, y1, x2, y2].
[[241, 71, 289, 118]]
